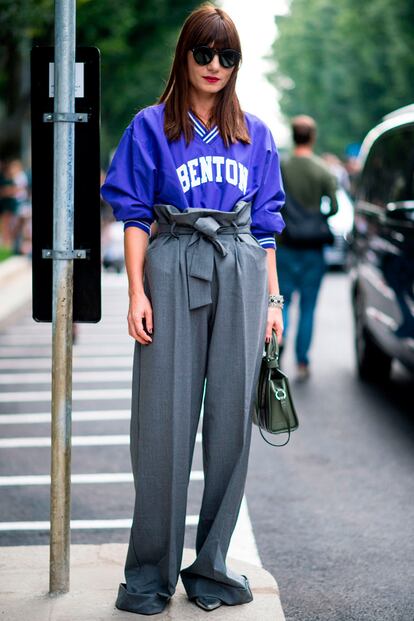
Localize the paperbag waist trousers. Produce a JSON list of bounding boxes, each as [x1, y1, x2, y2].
[[115, 201, 269, 615]]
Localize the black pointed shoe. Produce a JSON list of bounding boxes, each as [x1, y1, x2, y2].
[[194, 596, 222, 611]]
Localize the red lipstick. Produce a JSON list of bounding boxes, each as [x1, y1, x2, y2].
[[203, 76, 220, 84]]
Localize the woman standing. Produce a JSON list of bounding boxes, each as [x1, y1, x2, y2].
[[101, 4, 285, 615]]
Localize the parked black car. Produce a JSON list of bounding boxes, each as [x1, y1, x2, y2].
[[350, 105, 414, 381]]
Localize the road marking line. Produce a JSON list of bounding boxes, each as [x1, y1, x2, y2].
[[0, 370, 131, 384], [0, 346, 133, 356], [0, 334, 131, 344], [2, 326, 126, 335], [0, 388, 131, 402], [0, 433, 203, 447], [0, 471, 204, 486], [228, 497, 262, 567], [0, 356, 131, 369], [0, 517, 197, 531], [0, 435, 129, 448], [0, 410, 131, 424]]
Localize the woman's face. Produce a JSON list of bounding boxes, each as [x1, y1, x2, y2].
[[187, 45, 235, 98]]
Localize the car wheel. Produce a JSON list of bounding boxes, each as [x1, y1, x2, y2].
[[354, 292, 392, 382]]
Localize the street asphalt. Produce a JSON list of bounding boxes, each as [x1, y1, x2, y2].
[[246, 272, 414, 621]]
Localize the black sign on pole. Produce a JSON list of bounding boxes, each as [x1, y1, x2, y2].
[[31, 46, 101, 322]]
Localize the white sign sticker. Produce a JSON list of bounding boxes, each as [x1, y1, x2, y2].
[[49, 62, 85, 98]]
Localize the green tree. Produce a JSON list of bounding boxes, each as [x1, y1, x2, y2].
[[270, 0, 414, 155], [0, 0, 201, 160], [0, 0, 54, 155], [76, 0, 201, 158]]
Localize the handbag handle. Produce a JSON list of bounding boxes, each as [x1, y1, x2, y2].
[[257, 331, 292, 447], [265, 330, 280, 367]]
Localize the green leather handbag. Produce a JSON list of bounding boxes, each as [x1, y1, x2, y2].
[[253, 330, 299, 446]]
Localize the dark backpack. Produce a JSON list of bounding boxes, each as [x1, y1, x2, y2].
[[281, 192, 334, 248]]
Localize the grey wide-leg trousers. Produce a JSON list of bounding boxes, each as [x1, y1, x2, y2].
[[115, 202, 268, 615]]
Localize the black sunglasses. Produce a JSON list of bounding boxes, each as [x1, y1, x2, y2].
[[191, 46, 241, 69]]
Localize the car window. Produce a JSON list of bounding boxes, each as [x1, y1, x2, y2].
[[360, 125, 414, 207]]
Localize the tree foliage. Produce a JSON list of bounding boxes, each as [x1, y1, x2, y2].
[[0, 0, 201, 159], [270, 0, 414, 155], [76, 0, 202, 158]]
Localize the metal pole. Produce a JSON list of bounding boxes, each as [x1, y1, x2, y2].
[[49, 0, 76, 594]]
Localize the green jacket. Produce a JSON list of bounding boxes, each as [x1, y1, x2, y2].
[[281, 153, 338, 216], [278, 153, 338, 249]]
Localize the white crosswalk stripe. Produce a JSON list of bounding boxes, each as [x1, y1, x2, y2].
[[0, 435, 129, 448], [0, 370, 131, 384], [0, 517, 199, 531], [0, 346, 133, 356], [0, 471, 204, 486], [0, 334, 131, 344], [0, 388, 131, 402], [0, 356, 131, 369], [0, 433, 203, 447], [0, 410, 130, 424]]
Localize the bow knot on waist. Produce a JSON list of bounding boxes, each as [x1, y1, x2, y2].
[[161, 217, 243, 256], [154, 203, 252, 310]]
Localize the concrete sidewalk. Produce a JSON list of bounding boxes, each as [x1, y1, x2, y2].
[[0, 255, 32, 328], [0, 544, 286, 620]]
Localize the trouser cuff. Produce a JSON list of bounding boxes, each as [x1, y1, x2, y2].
[[180, 571, 253, 605], [115, 582, 171, 615]]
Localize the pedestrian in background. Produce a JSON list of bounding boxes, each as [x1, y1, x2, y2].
[[0, 158, 23, 250], [0, 158, 29, 253], [101, 4, 285, 616], [278, 115, 338, 380]]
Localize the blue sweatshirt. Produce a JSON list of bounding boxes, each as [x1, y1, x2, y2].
[[101, 103, 285, 248]]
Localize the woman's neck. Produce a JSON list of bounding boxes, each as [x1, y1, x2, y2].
[[190, 89, 217, 128]]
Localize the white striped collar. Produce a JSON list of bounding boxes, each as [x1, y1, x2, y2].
[[188, 111, 220, 145]]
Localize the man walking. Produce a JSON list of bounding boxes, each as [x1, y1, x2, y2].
[[278, 115, 338, 380]]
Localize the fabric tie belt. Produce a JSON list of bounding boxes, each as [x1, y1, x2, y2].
[[154, 202, 253, 310]]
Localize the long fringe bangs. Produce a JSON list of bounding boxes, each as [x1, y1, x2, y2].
[[185, 8, 242, 56]]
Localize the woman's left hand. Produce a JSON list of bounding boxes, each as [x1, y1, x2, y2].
[[265, 307, 284, 344]]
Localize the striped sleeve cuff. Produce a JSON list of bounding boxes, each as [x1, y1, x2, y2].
[[255, 235, 276, 250], [123, 219, 152, 235]]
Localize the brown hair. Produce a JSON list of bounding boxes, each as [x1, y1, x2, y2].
[[291, 115, 317, 145], [159, 3, 250, 146]]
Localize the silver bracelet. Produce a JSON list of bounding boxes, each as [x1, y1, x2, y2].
[[268, 294, 284, 309]]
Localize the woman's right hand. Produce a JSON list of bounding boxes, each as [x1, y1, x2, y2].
[[127, 292, 153, 345]]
